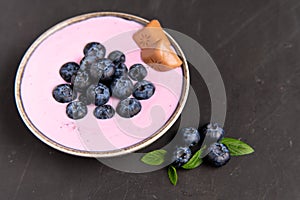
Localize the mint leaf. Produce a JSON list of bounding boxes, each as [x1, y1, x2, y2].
[[168, 166, 178, 186], [181, 147, 205, 169], [221, 137, 254, 156], [141, 149, 167, 166]]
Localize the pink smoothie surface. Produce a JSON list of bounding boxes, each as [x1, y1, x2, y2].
[[20, 16, 183, 152]]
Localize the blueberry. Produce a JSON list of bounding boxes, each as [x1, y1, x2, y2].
[[80, 55, 100, 72], [178, 127, 200, 147], [89, 59, 115, 81], [83, 42, 106, 58], [71, 70, 91, 92], [114, 63, 128, 78], [59, 62, 80, 82], [128, 64, 147, 81], [172, 147, 192, 167], [108, 50, 125, 64], [133, 80, 155, 100], [78, 94, 91, 105], [116, 98, 141, 118], [205, 143, 230, 167], [66, 101, 88, 120], [94, 105, 115, 119], [86, 83, 110, 106], [52, 84, 76, 103], [94, 84, 110, 106], [111, 77, 133, 100], [203, 123, 225, 142]]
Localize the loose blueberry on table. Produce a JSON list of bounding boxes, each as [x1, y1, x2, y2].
[[172, 146, 192, 168], [178, 127, 200, 147], [202, 122, 225, 142], [141, 122, 255, 186], [52, 42, 155, 120], [204, 143, 231, 167]]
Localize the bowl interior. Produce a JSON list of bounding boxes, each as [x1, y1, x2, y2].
[[15, 12, 189, 157]]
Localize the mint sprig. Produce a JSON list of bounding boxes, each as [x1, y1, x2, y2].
[[221, 137, 254, 156], [168, 166, 178, 186], [141, 149, 167, 166], [181, 146, 205, 169]]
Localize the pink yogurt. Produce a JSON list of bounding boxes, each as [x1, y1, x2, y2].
[[20, 16, 183, 152]]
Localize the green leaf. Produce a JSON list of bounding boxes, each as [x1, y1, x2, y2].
[[181, 147, 205, 169], [221, 137, 254, 156], [141, 149, 167, 166], [168, 166, 178, 186]]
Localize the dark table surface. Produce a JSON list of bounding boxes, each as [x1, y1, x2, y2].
[[1, 0, 299, 199]]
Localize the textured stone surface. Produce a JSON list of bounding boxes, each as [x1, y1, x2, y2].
[[0, 0, 299, 199]]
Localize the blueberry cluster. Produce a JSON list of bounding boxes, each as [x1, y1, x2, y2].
[[172, 123, 230, 167], [52, 42, 155, 120]]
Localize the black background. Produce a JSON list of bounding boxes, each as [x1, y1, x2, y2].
[[1, 0, 300, 199]]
